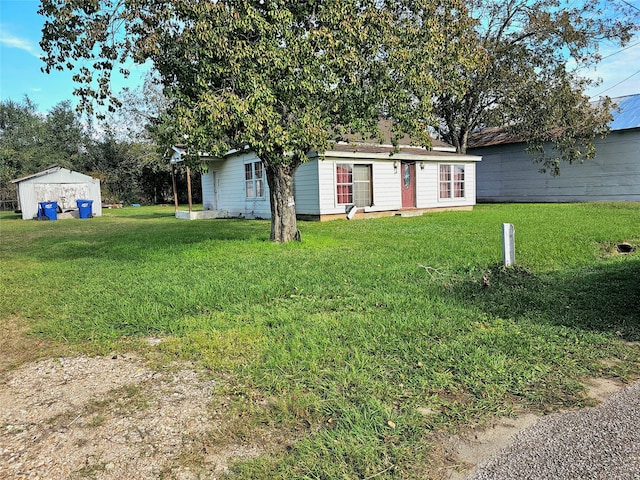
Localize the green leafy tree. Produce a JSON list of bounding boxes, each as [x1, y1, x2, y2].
[[83, 128, 142, 204], [39, 0, 477, 242], [0, 97, 88, 202], [0, 97, 45, 198], [99, 75, 175, 204], [45, 100, 86, 163], [433, 0, 640, 174]]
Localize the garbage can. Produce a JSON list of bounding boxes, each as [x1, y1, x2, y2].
[[76, 199, 93, 219], [38, 201, 58, 220]]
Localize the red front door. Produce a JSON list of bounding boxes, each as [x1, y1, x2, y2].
[[401, 161, 416, 208]]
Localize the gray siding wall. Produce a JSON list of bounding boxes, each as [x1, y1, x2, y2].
[[293, 159, 321, 215], [472, 129, 640, 202]]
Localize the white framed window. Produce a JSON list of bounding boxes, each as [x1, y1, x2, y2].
[[336, 163, 373, 207], [439, 164, 465, 199], [245, 161, 265, 198]]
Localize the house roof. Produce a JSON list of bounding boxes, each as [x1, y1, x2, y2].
[[178, 119, 460, 160], [338, 119, 456, 152], [327, 141, 480, 161], [468, 93, 640, 149]]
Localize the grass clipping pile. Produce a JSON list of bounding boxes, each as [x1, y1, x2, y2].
[[0, 354, 262, 479]]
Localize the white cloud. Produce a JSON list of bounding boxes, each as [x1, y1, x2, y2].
[[0, 29, 41, 58]]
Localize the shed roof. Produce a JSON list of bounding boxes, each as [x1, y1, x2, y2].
[[11, 165, 62, 184], [469, 93, 640, 148], [11, 165, 96, 184]]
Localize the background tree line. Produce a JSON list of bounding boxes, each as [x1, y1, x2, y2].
[[0, 82, 200, 211]]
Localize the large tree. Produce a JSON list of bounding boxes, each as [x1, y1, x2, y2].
[[433, 0, 639, 174], [39, 0, 477, 242]]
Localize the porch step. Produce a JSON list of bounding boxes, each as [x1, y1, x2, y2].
[[397, 211, 424, 217]]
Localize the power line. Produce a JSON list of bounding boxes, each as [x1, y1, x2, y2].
[[593, 68, 640, 97], [618, 0, 640, 13], [600, 39, 640, 60]]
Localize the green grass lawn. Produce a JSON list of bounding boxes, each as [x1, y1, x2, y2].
[[1, 203, 639, 478]]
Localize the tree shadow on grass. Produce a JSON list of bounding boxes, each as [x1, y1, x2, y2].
[[16, 217, 274, 263], [455, 257, 640, 341]]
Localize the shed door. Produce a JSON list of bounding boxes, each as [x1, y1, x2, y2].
[[401, 162, 416, 208]]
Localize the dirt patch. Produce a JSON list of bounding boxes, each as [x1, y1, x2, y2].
[[0, 316, 65, 372], [0, 355, 265, 479]]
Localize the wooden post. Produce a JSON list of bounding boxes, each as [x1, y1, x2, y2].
[[171, 163, 179, 212], [502, 223, 515, 267], [186, 166, 193, 213]]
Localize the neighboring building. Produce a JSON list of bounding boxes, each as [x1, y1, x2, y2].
[[171, 136, 481, 221], [11, 166, 102, 220], [468, 94, 640, 203]]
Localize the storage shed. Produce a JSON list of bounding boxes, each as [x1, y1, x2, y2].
[[11, 166, 103, 220]]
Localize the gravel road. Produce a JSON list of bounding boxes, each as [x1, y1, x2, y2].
[[465, 381, 640, 480]]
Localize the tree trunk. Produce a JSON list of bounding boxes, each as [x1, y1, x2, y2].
[[265, 161, 300, 243], [459, 129, 469, 154]]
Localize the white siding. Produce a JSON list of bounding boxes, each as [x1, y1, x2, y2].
[[203, 151, 271, 218], [472, 129, 640, 202], [318, 157, 404, 214], [415, 162, 437, 206], [318, 157, 477, 215], [371, 161, 401, 210], [317, 157, 343, 214]]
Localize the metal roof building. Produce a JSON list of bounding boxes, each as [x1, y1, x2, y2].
[[468, 94, 640, 203], [610, 94, 640, 131]]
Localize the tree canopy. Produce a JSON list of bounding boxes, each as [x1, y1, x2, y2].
[[433, 0, 640, 174], [0, 98, 84, 201], [39, 0, 477, 242]]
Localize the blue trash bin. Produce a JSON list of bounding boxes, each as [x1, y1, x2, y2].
[[38, 201, 58, 220], [76, 199, 93, 219]]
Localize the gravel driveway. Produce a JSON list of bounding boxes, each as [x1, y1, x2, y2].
[[465, 381, 640, 480]]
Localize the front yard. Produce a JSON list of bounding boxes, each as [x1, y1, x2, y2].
[[1, 203, 639, 478]]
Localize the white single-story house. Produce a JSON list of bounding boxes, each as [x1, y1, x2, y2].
[[468, 94, 640, 203], [11, 166, 103, 220], [171, 135, 481, 221]]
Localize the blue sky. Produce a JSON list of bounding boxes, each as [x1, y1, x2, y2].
[[1, 0, 640, 115], [0, 0, 149, 113]]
